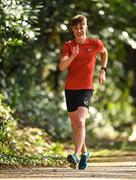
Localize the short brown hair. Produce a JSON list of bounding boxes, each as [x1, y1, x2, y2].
[[71, 15, 87, 27]]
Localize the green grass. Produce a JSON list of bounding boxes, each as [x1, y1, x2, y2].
[[91, 148, 136, 157]]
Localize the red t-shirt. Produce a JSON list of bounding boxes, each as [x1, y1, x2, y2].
[[61, 37, 105, 90]]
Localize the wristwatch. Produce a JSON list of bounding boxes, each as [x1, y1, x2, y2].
[[101, 67, 106, 72]]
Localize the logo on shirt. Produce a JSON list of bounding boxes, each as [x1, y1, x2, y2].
[[85, 48, 93, 52], [87, 48, 92, 51], [84, 100, 89, 105]]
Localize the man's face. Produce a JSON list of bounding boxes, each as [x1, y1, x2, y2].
[[72, 22, 87, 39]]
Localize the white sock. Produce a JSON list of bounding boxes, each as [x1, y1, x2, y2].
[[82, 151, 88, 155]]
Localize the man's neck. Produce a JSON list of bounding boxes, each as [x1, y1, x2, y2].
[[76, 36, 87, 44]]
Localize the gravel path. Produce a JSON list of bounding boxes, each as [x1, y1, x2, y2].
[[0, 157, 136, 180]]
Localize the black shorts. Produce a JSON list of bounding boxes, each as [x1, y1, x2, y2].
[[65, 89, 94, 112]]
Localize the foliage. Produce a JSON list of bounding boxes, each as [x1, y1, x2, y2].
[[0, 0, 136, 143], [86, 62, 135, 141], [0, 94, 65, 158], [0, 94, 14, 143], [0, 119, 65, 157], [0, 154, 66, 167], [0, 148, 136, 167], [4, 122, 65, 156]]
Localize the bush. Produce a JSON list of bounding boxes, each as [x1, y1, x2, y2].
[[0, 94, 14, 143], [0, 93, 65, 157]]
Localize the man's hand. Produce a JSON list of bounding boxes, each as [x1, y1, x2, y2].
[[59, 44, 79, 71], [99, 69, 106, 84], [72, 44, 79, 57]]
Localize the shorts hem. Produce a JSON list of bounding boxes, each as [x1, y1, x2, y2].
[[67, 105, 89, 112]]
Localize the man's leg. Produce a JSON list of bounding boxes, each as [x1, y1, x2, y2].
[[68, 107, 88, 155], [81, 143, 87, 154], [74, 106, 88, 155], [67, 110, 79, 167], [68, 111, 77, 144], [67, 107, 89, 169], [75, 107, 91, 170]]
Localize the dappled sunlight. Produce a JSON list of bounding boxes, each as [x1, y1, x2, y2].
[[119, 31, 136, 49], [93, 125, 119, 140], [60, 24, 67, 31], [129, 124, 136, 142], [0, 0, 136, 168]]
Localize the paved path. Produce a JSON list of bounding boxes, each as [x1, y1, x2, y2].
[[0, 157, 136, 180]]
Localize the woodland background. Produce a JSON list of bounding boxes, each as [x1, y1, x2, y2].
[[0, 0, 136, 160]]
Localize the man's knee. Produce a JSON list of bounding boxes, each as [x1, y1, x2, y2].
[[76, 118, 85, 128], [75, 107, 87, 128], [77, 106, 88, 118]]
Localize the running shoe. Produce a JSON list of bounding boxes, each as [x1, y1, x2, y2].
[[78, 151, 90, 170], [67, 154, 79, 169]]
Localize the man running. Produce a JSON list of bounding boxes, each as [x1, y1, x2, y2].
[[59, 15, 108, 170]]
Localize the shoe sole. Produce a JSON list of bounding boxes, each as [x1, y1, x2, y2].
[[67, 155, 78, 167], [79, 164, 88, 170]]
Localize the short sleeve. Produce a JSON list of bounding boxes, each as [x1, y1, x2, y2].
[[97, 39, 105, 53], [61, 42, 71, 57]]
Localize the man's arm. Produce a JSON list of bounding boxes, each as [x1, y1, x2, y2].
[[59, 45, 79, 71], [59, 54, 76, 71], [99, 47, 108, 84]]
